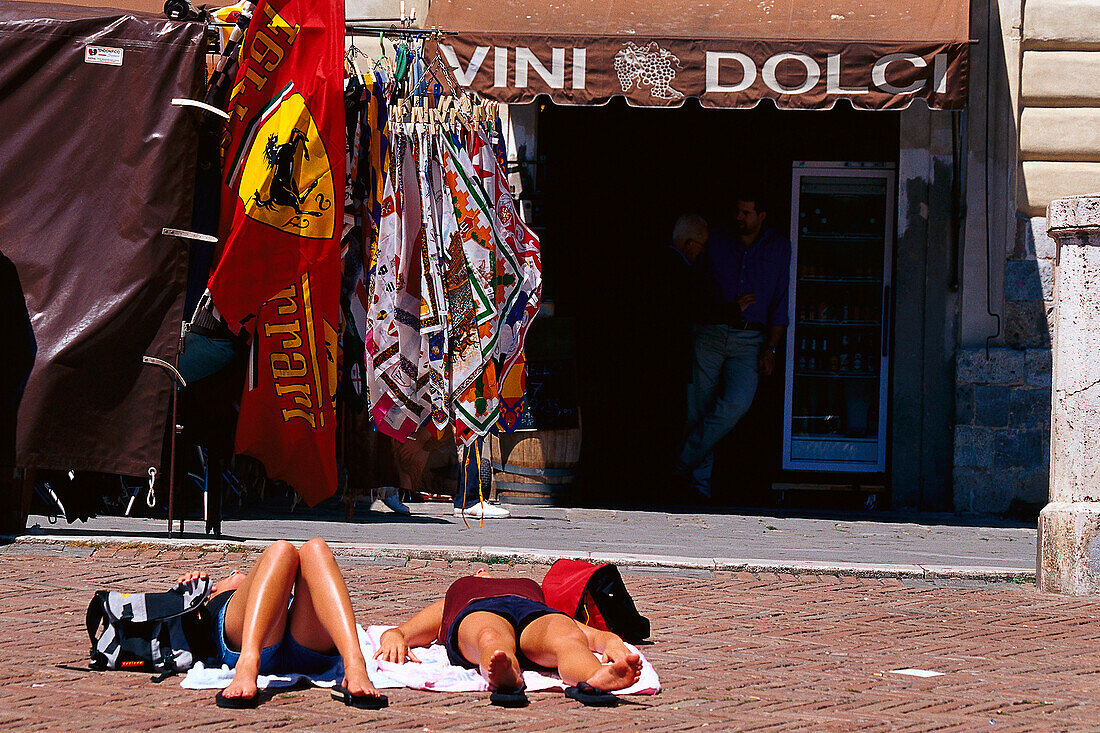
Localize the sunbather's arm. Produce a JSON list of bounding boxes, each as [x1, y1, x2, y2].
[[576, 622, 634, 664], [374, 599, 445, 663]]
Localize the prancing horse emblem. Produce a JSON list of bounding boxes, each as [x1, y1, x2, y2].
[[254, 128, 322, 218]]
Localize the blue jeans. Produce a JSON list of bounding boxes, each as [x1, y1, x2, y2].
[[677, 325, 763, 496]]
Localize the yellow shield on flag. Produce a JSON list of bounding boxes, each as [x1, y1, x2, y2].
[[236, 92, 336, 240]]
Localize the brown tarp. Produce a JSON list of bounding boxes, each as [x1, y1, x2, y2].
[[425, 0, 970, 109], [0, 1, 204, 476]]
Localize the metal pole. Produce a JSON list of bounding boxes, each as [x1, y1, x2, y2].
[[169, 386, 179, 536], [142, 356, 187, 537]]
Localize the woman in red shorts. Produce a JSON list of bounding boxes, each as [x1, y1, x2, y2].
[[374, 570, 642, 702]]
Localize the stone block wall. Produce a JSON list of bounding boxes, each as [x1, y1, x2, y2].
[[954, 347, 1051, 513], [953, 214, 1054, 515], [1004, 216, 1055, 349], [1018, 0, 1100, 215]]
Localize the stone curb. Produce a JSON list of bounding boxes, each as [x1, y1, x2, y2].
[[2, 534, 1036, 583]]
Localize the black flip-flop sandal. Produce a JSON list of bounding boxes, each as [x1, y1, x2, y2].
[[489, 686, 529, 708], [564, 681, 619, 707], [330, 684, 389, 710], [215, 690, 260, 709]]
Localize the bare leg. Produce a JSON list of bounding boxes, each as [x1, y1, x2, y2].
[[287, 538, 379, 697], [519, 615, 641, 690], [221, 540, 298, 702], [455, 611, 523, 691], [393, 435, 430, 494]]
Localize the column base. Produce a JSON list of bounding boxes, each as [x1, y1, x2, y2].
[[1038, 501, 1100, 595]]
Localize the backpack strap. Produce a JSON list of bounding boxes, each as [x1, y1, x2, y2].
[[86, 591, 118, 670]]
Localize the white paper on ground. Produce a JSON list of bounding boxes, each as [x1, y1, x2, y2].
[[182, 623, 661, 696], [887, 668, 945, 678]]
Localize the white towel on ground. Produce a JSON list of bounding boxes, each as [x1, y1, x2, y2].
[[181, 624, 660, 695]]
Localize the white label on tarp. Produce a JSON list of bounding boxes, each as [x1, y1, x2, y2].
[[85, 46, 124, 66]]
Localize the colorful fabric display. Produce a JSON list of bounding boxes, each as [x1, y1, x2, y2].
[[337, 51, 541, 455]]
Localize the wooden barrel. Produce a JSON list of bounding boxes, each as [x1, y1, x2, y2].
[[490, 424, 582, 505]]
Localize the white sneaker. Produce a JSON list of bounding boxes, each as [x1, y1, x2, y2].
[[454, 501, 511, 519], [380, 487, 410, 515]]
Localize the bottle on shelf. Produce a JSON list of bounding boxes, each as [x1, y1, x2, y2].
[[798, 338, 807, 371], [795, 394, 810, 434], [853, 335, 863, 372], [807, 338, 817, 371], [821, 337, 831, 372], [839, 334, 851, 372]]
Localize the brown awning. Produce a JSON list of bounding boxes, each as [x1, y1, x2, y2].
[[424, 0, 970, 109]]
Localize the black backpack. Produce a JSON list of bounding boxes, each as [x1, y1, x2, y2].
[[86, 577, 215, 673]]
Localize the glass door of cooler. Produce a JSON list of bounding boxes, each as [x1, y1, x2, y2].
[[783, 162, 894, 473]]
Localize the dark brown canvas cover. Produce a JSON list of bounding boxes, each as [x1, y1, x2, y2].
[[0, 1, 204, 476], [425, 0, 970, 109]]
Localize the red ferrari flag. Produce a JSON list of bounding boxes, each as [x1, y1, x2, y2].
[[209, 0, 344, 505]]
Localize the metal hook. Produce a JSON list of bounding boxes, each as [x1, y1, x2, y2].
[[146, 467, 158, 508], [142, 356, 187, 388]]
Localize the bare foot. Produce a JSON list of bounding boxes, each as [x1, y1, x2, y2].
[[482, 650, 523, 691], [342, 663, 380, 698], [585, 654, 642, 692], [222, 655, 260, 702]]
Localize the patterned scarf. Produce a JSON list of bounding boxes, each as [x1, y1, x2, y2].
[[438, 131, 501, 445]]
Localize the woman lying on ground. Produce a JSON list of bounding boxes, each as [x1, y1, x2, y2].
[[374, 570, 642, 705], [177, 538, 384, 709]]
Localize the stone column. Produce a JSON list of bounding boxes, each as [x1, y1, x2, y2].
[[1038, 194, 1100, 594]]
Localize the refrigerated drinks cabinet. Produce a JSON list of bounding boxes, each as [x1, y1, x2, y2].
[[783, 161, 894, 473]]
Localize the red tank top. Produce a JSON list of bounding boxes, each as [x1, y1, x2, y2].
[[439, 576, 546, 643]]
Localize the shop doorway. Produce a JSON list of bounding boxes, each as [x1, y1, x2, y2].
[[535, 98, 900, 508]]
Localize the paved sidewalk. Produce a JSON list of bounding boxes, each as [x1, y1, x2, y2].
[[23, 502, 1038, 579], [0, 541, 1097, 731]]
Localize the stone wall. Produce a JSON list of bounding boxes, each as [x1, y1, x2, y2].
[[954, 346, 1052, 513], [1017, 0, 1100, 214]]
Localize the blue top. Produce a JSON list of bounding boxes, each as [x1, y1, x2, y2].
[[702, 227, 792, 326]]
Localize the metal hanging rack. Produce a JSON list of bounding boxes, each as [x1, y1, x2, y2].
[[345, 25, 457, 37]]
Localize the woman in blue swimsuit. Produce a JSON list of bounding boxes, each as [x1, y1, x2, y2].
[[178, 538, 383, 709]]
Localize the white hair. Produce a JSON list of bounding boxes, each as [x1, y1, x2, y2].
[[672, 213, 708, 246]]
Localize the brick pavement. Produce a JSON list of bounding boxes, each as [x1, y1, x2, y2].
[[1, 542, 1098, 731]]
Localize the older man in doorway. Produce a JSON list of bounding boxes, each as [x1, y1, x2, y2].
[[652, 214, 710, 486], [676, 195, 791, 503]]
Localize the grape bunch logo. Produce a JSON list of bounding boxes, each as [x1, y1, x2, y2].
[[614, 42, 684, 100]]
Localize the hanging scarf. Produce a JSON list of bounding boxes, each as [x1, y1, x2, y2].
[[414, 124, 451, 432], [367, 133, 422, 440], [339, 75, 370, 413], [464, 128, 543, 432], [438, 130, 501, 444]]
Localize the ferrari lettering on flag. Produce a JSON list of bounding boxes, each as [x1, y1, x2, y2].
[[208, 0, 345, 506]]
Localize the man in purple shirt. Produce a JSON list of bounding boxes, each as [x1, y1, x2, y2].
[[676, 196, 791, 501]]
